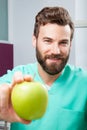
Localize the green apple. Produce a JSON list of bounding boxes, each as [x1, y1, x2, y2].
[[11, 81, 48, 120]]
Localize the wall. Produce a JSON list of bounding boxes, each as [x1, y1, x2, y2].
[[7, 0, 87, 69], [75, 0, 87, 69], [8, 0, 76, 67], [0, 0, 8, 40]]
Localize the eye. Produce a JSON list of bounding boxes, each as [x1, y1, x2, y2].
[[43, 38, 53, 44], [59, 40, 69, 46], [62, 41, 68, 44]]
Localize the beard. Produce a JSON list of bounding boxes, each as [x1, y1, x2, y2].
[[36, 45, 70, 75]]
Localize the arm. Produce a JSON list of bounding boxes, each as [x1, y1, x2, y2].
[[0, 71, 32, 124]]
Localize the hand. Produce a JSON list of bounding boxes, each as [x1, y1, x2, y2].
[[0, 71, 33, 124]]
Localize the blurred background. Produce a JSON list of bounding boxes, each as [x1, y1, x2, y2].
[[0, 0, 87, 72]]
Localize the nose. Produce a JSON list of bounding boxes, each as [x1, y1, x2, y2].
[[51, 43, 60, 54]]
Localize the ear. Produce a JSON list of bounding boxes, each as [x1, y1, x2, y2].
[[32, 35, 36, 48]]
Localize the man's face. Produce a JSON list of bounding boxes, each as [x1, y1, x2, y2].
[[33, 23, 71, 75]]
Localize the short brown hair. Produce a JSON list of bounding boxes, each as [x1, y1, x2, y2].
[[34, 7, 74, 41]]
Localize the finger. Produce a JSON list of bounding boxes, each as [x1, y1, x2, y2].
[[0, 84, 11, 113], [20, 119, 31, 124], [10, 109, 31, 124], [11, 71, 24, 87], [24, 75, 33, 82], [16, 116, 31, 124]]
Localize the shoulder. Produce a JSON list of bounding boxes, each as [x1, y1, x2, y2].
[[63, 64, 87, 87], [12, 62, 37, 74], [0, 62, 37, 84], [64, 64, 87, 93], [65, 64, 87, 78]]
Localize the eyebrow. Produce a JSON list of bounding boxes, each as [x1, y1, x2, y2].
[[43, 37, 69, 41], [60, 39, 69, 42], [43, 37, 53, 41], [43, 37, 52, 39]]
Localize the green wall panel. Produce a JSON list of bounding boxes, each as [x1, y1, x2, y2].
[[0, 0, 8, 40]]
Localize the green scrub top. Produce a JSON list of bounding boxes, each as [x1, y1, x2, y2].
[[0, 63, 87, 130]]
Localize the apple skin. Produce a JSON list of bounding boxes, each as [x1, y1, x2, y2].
[[11, 81, 48, 120]]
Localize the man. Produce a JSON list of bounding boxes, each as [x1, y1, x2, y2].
[[0, 6, 87, 130]]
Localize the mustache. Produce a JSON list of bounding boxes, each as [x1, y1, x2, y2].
[[45, 54, 64, 60]]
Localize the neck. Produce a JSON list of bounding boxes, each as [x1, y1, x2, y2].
[[38, 63, 61, 86]]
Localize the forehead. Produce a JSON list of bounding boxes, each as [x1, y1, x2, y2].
[[38, 23, 71, 39]]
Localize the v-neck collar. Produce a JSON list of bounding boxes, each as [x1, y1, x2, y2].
[[34, 62, 67, 92]]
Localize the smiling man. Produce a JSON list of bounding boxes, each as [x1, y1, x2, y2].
[[0, 7, 87, 130], [34, 24, 71, 75]]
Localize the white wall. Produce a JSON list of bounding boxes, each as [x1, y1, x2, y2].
[[75, 0, 87, 69], [8, 0, 87, 69]]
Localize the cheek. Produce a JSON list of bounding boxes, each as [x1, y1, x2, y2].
[[65, 48, 70, 56], [60, 47, 70, 56], [39, 45, 49, 54]]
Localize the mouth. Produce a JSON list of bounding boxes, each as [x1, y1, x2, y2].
[[46, 58, 62, 63], [45, 54, 63, 64]]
